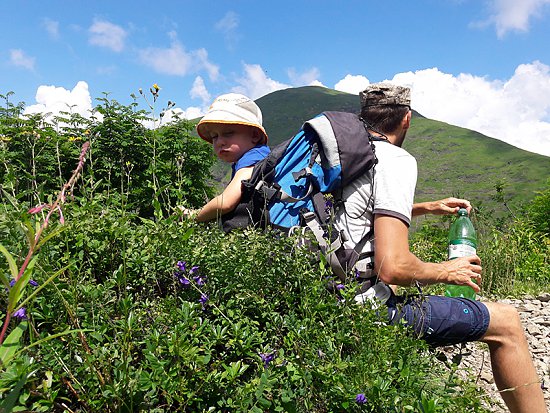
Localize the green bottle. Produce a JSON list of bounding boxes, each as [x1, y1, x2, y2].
[[444, 208, 477, 300]]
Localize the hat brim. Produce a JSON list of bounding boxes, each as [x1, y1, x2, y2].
[[197, 116, 268, 145]]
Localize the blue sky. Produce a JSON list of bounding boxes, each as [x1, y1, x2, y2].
[[2, 0, 550, 156]]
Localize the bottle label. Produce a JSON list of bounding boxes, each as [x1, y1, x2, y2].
[[448, 240, 476, 259]]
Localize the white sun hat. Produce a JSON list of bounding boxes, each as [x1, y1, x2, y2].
[[196, 93, 268, 144]]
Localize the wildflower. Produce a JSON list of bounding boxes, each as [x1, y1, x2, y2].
[[9, 279, 38, 287], [189, 266, 199, 275], [355, 393, 367, 404], [152, 83, 160, 91], [177, 261, 186, 272], [57, 205, 65, 225], [193, 275, 206, 286], [260, 352, 275, 368], [178, 276, 191, 288], [28, 204, 48, 214], [13, 308, 27, 320], [336, 283, 345, 290], [199, 294, 209, 309]]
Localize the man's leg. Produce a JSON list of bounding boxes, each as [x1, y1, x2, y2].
[[481, 302, 546, 413]]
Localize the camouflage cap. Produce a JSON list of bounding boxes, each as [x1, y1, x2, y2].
[[360, 83, 411, 109]]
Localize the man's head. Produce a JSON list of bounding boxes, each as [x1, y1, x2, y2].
[[359, 83, 412, 145], [197, 93, 268, 145]]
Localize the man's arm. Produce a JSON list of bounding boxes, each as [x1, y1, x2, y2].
[[196, 167, 253, 222], [412, 197, 472, 217], [374, 214, 481, 290]]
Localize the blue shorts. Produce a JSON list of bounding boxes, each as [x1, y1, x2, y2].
[[386, 294, 490, 346]]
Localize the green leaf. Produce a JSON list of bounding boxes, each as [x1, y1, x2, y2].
[[16, 265, 69, 311], [181, 227, 195, 241], [0, 321, 27, 367], [0, 244, 18, 289], [0, 375, 27, 412], [36, 225, 66, 249], [7, 256, 37, 312], [22, 218, 36, 249]]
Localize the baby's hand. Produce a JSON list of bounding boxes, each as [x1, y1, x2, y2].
[[177, 206, 197, 219]]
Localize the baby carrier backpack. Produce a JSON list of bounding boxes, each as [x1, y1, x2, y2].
[[222, 111, 380, 281]]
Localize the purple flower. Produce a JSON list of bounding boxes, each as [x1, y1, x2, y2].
[[177, 261, 186, 272], [355, 393, 367, 404], [178, 276, 191, 287], [189, 266, 199, 274], [13, 308, 27, 320], [193, 275, 206, 286], [336, 283, 345, 290], [9, 279, 38, 288], [260, 352, 275, 367], [199, 294, 208, 308]]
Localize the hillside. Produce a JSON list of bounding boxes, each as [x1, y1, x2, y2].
[[254, 86, 549, 210]]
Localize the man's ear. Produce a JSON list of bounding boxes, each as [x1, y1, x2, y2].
[[402, 111, 412, 130]]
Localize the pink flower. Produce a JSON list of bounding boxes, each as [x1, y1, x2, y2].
[[57, 205, 65, 225], [28, 204, 48, 214]]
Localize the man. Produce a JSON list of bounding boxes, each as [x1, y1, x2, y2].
[[334, 83, 546, 413]]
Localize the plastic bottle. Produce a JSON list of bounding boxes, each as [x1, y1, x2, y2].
[[444, 208, 477, 299]]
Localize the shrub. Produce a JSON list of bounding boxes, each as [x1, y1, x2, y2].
[[1, 203, 489, 412]]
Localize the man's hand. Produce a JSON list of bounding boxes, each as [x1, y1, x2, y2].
[[412, 197, 472, 217], [441, 255, 482, 292]]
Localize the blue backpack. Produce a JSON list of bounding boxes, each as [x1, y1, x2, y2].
[[222, 111, 379, 280]]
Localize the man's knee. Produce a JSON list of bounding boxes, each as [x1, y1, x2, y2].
[[481, 301, 524, 344]]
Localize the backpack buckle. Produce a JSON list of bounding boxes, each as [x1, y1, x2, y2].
[[292, 167, 312, 182]]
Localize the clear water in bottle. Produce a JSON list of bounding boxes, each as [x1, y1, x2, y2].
[[444, 208, 477, 300]]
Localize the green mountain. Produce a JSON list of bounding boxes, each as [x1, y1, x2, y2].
[[254, 86, 549, 211]]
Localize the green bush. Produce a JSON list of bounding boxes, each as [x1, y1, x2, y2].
[[0, 92, 215, 218], [1, 202, 489, 412]]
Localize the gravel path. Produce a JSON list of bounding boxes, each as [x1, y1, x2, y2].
[[440, 293, 550, 412]]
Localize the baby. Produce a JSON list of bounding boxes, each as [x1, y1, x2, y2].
[[193, 93, 270, 222]]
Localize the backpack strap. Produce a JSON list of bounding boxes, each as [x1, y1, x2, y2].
[[301, 211, 349, 281]]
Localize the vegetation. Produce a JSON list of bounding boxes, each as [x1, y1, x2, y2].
[[0, 87, 548, 411]]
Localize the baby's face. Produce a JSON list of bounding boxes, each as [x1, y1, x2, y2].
[[205, 123, 259, 163]]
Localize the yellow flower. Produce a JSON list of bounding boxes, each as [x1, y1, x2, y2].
[[153, 83, 160, 91]]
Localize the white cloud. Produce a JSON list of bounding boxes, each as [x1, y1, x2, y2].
[[481, 0, 550, 37], [9, 49, 35, 70], [386, 61, 550, 156], [88, 19, 127, 52], [190, 76, 211, 105], [216, 11, 239, 32], [215, 11, 240, 49], [138, 36, 219, 81], [24, 81, 94, 120], [287, 67, 324, 87], [161, 107, 204, 124], [232, 63, 290, 99], [42, 18, 59, 39], [334, 74, 371, 94]]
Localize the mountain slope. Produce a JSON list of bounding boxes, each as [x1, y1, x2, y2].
[[255, 86, 549, 210]]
